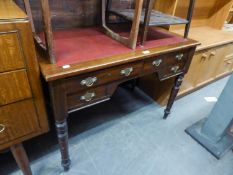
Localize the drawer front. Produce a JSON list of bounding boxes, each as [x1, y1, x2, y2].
[[67, 86, 108, 110], [158, 63, 185, 80], [0, 70, 32, 106], [0, 31, 25, 72], [65, 62, 142, 94], [143, 50, 188, 74], [0, 99, 40, 144]]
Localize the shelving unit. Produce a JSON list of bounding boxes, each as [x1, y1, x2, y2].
[[104, 0, 195, 48], [110, 9, 189, 27]]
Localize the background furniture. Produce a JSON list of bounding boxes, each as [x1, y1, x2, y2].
[[139, 0, 233, 105], [0, 1, 49, 174], [103, 0, 195, 48]]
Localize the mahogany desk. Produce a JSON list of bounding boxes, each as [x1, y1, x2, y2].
[[38, 27, 199, 171]]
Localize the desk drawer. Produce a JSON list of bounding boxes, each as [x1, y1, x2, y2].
[[158, 63, 185, 80], [143, 50, 188, 74], [0, 99, 39, 144], [0, 70, 32, 106], [0, 32, 25, 72], [67, 86, 109, 110], [65, 62, 142, 94]]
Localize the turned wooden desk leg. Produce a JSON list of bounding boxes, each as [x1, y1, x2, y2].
[[49, 81, 71, 171], [163, 73, 184, 119], [11, 143, 32, 175], [55, 120, 71, 171]]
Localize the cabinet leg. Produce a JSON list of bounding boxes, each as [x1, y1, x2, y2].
[[163, 74, 184, 119], [55, 120, 71, 171], [10, 143, 32, 175]]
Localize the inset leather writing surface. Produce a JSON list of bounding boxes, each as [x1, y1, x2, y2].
[[0, 70, 32, 106], [0, 99, 39, 144], [0, 31, 25, 72]]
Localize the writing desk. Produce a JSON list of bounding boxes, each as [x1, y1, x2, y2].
[[38, 27, 199, 171]]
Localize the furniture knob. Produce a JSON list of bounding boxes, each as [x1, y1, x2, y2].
[[120, 67, 133, 77], [176, 53, 184, 61], [152, 59, 162, 67], [171, 66, 180, 73], [81, 77, 97, 87], [80, 92, 96, 102], [227, 61, 232, 65], [201, 54, 208, 60], [0, 124, 6, 133], [210, 52, 216, 56]]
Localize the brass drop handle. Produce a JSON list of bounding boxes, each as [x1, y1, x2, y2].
[[81, 77, 97, 87], [176, 53, 184, 61], [171, 66, 180, 73], [0, 124, 5, 133], [80, 92, 96, 102], [120, 67, 133, 77], [152, 59, 162, 67]]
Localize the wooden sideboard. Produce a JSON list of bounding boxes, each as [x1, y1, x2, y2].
[[139, 0, 233, 105], [0, 1, 49, 175]]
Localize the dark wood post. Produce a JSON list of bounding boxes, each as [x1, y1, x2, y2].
[[49, 81, 71, 171], [163, 73, 185, 119], [11, 143, 33, 175], [40, 0, 56, 64], [140, 0, 155, 45]]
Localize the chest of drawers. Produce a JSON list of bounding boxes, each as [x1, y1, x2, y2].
[[0, 1, 49, 174]]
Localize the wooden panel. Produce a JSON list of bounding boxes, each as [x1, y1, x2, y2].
[[172, 0, 233, 29], [0, 70, 32, 106], [172, 27, 233, 51], [208, 0, 233, 29], [154, 0, 178, 15], [0, 0, 27, 21], [14, 0, 101, 31], [194, 48, 222, 87], [0, 100, 39, 145], [215, 46, 233, 78], [0, 31, 25, 72]]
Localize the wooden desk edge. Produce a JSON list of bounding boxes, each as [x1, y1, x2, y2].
[[39, 39, 199, 82]]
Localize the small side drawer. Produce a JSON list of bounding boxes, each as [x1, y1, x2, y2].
[[143, 50, 188, 74], [0, 99, 40, 145], [65, 62, 142, 94], [0, 70, 32, 106], [67, 86, 108, 110], [157, 63, 185, 80], [0, 32, 25, 72]]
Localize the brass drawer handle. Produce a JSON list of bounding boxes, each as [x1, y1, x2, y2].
[[152, 59, 162, 67], [0, 124, 5, 133], [176, 53, 184, 61], [80, 92, 96, 102], [80, 77, 97, 87], [171, 66, 180, 73], [121, 67, 133, 77]]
